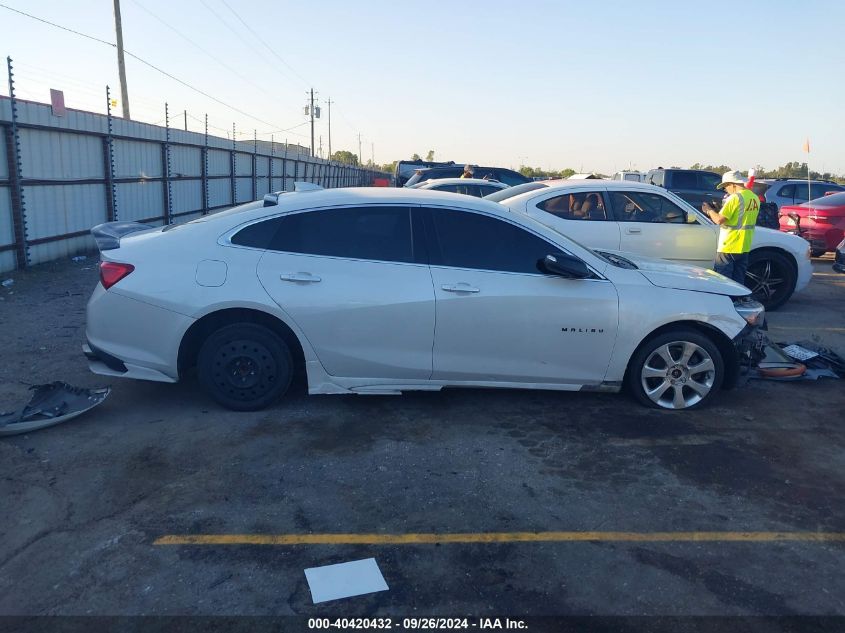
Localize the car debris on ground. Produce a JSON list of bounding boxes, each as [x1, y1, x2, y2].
[[0, 382, 111, 437]]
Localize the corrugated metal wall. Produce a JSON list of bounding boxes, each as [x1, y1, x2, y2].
[[0, 96, 387, 273]]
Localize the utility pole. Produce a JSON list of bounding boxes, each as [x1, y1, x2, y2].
[[309, 88, 315, 157], [371, 142, 374, 168], [326, 98, 333, 160], [184, 109, 187, 131], [326, 97, 332, 160], [112, 0, 131, 119], [319, 135, 323, 158], [358, 133, 362, 167]]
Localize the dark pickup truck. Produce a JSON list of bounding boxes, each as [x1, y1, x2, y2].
[[645, 168, 723, 211]]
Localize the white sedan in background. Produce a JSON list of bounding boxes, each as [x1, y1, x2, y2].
[[85, 186, 765, 412], [488, 180, 812, 310], [411, 177, 509, 198]]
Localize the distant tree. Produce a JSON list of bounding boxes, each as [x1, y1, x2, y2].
[[690, 163, 733, 174], [411, 153, 422, 161], [519, 165, 577, 179], [331, 150, 359, 166], [380, 160, 398, 174], [425, 150, 435, 161]]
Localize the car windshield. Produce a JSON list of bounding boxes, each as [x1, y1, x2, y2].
[[484, 182, 549, 202]]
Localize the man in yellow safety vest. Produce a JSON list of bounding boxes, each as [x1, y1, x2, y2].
[[702, 170, 760, 284]]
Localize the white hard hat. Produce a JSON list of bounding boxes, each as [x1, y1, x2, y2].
[[716, 170, 746, 190]]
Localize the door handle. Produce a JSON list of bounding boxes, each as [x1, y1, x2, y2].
[[626, 228, 642, 234], [279, 272, 322, 283], [441, 283, 480, 293]]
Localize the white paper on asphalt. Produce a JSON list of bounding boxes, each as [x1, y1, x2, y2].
[[304, 558, 389, 604]]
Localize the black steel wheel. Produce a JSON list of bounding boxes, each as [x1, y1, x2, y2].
[[745, 250, 797, 311], [198, 323, 293, 411]]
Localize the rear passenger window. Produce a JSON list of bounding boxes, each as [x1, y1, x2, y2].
[[266, 206, 414, 263], [538, 192, 608, 221]]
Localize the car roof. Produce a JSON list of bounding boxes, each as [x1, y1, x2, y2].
[[203, 186, 516, 228], [419, 178, 507, 187], [492, 179, 667, 204]]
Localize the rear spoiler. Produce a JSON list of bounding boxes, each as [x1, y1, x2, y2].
[[263, 182, 324, 207], [90, 221, 154, 251]]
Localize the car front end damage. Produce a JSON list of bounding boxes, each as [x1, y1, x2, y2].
[[730, 297, 768, 384]]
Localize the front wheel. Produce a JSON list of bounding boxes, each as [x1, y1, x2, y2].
[[745, 250, 796, 311], [197, 323, 293, 411], [627, 329, 724, 411]]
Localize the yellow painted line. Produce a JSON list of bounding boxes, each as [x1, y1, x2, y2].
[[154, 532, 845, 546]]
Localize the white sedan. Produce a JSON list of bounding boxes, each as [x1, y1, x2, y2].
[[410, 177, 509, 198], [488, 180, 812, 310], [85, 187, 765, 412]]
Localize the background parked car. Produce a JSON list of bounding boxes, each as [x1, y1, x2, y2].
[[754, 179, 845, 211], [404, 165, 531, 187], [833, 239, 845, 273], [612, 171, 646, 182], [645, 168, 723, 211], [394, 159, 457, 187], [412, 178, 509, 198], [779, 191, 845, 256], [491, 180, 812, 310]]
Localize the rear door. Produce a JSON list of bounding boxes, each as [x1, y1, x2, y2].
[[609, 189, 717, 267], [255, 206, 435, 379], [520, 187, 622, 251], [424, 207, 618, 385]]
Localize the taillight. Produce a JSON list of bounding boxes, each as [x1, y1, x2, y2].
[[100, 261, 135, 289]]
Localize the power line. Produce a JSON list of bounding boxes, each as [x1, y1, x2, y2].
[[218, 0, 310, 87], [0, 2, 286, 130], [127, 0, 288, 104], [197, 0, 300, 87]]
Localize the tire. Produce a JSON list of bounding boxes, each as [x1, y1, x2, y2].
[[811, 249, 826, 258], [627, 329, 724, 411], [745, 250, 797, 311], [197, 323, 293, 411]]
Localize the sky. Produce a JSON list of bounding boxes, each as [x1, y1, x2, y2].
[[1, 0, 844, 175]]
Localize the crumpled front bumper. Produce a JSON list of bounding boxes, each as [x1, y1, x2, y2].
[[732, 323, 768, 384]]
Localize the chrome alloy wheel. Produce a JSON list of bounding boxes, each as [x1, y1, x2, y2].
[[640, 341, 716, 410]]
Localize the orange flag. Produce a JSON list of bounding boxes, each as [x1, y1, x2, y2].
[[803, 138, 810, 153]]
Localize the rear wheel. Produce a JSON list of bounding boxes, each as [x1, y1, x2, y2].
[[627, 329, 724, 411], [745, 250, 796, 311], [197, 323, 293, 411], [811, 248, 826, 258]]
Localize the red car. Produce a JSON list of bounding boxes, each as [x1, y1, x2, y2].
[[779, 191, 845, 256]]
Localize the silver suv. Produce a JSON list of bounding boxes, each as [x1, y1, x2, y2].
[[755, 179, 845, 210]]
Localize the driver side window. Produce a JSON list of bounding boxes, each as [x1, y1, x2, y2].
[[609, 191, 687, 224]]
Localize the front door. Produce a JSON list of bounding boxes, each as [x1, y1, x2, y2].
[[608, 189, 718, 268], [424, 207, 619, 385]]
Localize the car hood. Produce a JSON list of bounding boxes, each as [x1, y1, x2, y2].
[[602, 250, 750, 296]]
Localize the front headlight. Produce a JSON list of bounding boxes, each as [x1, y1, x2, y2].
[[733, 297, 765, 326]]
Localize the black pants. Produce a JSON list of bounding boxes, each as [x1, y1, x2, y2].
[[714, 252, 749, 285]]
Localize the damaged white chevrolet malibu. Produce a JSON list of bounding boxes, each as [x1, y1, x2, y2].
[[84, 186, 765, 412]]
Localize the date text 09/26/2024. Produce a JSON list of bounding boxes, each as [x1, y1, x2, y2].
[[308, 617, 528, 630]]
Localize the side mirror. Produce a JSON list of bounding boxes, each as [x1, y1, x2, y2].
[[541, 253, 592, 279]]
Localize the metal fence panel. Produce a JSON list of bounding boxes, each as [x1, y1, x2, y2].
[[207, 149, 230, 177], [19, 128, 104, 180], [234, 152, 253, 177], [208, 178, 232, 208], [170, 145, 201, 177], [0, 186, 13, 247], [114, 139, 162, 179], [235, 177, 253, 203], [115, 181, 165, 222], [171, 180, 202, 214], [24, 184, 106, 240]]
